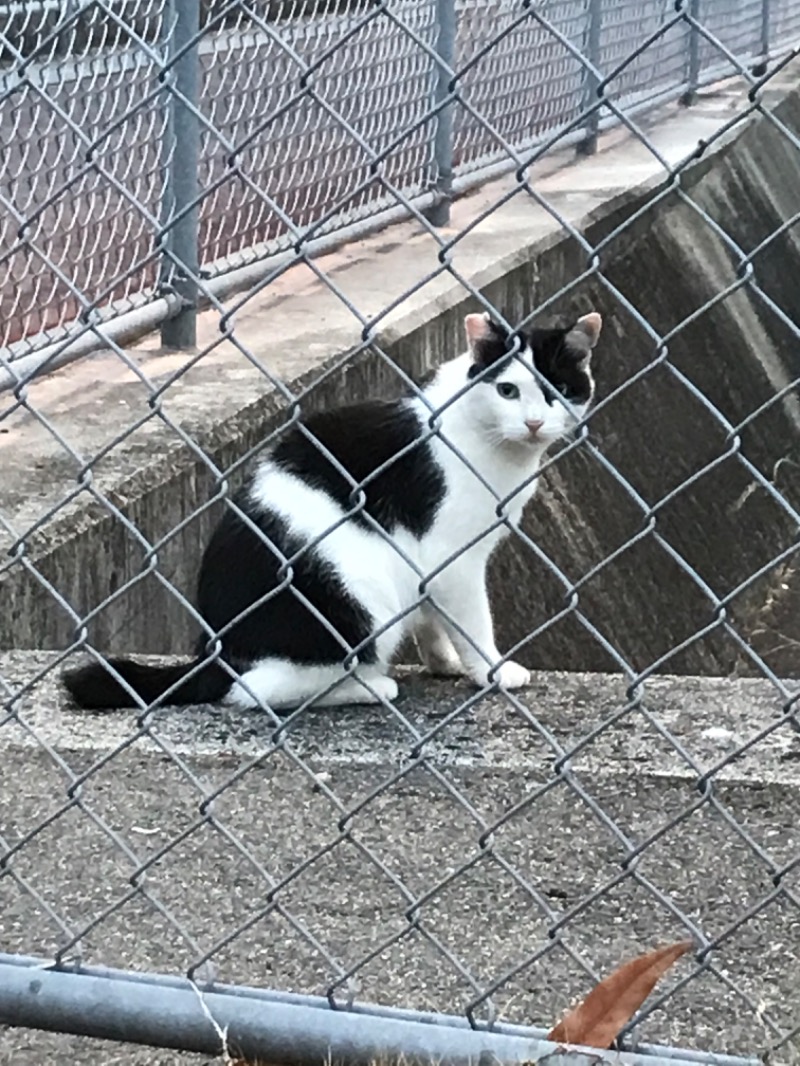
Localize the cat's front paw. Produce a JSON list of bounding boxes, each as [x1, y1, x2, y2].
[[466, 659, 531, 689], [493, 660, 531, 689]]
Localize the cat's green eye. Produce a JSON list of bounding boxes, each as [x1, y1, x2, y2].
[[496, 382, 520, 400]]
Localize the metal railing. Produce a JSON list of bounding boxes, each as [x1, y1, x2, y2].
[[3, 0, 800, 379]]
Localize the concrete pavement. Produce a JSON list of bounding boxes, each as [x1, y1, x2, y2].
[[1, 655, 799, 1064]]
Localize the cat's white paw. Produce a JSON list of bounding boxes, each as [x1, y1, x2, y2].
[[369, 675, 399, 701], [466, 659, 531, 690], [493, 660, 531, 689]]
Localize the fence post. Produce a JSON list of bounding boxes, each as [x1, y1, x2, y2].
[[754, 0, 770, 75], [680, 0, 701, 106], [425, 0, 456, 227], [160, 0, 201, 349], [577, 0, 602, 156]]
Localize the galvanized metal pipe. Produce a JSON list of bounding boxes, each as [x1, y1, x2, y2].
[[159, 0, 201, 350], [0, 295, 181, 393], [0, 193, 433, 394], [0, 956, 760, 1066], [681, 0, 703, 106], [0, 954, 755, 1066], [577, 0, 603, 155], [0, 71, 693, 397], [425, 0, 457, 226]]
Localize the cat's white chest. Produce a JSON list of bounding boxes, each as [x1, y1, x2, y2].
[[428, 435, 540, 560]]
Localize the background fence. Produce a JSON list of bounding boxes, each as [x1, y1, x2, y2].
[[2, 1, 800, 1065], [3, 0, 800, 377]]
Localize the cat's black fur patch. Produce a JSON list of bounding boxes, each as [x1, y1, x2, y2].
[[271, 400, 446, 537], [194, 400, 445, 669], [63, 400, 447, 711], [196, 498, 378, 666], [468, 320, 593, 404], [529, 326, 594, 405], [467, 315, 512, 377], [62, 498, 380, 711]]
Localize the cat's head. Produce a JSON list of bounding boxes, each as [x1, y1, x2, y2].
[[462, 310, 602, 448]]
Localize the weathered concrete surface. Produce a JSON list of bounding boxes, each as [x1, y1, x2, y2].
[[517, 65, 800, 682], [3, 67, 800, 681], [1, 655, 799, 1064]]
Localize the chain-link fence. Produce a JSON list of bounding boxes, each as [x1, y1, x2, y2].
[[2, 0, 800, 1064], [3, 0, 800, 375]]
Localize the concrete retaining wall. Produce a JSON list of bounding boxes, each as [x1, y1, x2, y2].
[[3, 72, 800, 679], [495, 85, 800, 678]]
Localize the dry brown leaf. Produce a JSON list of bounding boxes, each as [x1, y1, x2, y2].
[[548, 940, 693, 1049]]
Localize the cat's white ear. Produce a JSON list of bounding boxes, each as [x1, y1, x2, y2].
[[567, 312, 602, 351], [464, 312, 493, 352], [464, 312, 507, 367]]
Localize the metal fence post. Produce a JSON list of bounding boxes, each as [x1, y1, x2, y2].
[[577, 0, 602, 156], [159, 0, 201, 349], [753, 0, 771, 75], [680, 0, 701, 106], [425, 0, 456, 227]]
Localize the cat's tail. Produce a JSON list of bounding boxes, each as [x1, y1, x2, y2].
[[62, 656, 231, 710]]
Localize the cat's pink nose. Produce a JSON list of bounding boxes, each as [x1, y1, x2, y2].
[[525, 419, 544, 437]]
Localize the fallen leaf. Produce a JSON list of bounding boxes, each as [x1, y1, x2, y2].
[[548, 940, 693, 1049]]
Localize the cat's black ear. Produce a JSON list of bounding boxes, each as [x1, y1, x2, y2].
[[464, 312, 508, 374], [565, 312, 602, 362]]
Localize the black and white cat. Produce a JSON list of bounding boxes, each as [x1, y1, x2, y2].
[[64, 309, 602, 714]]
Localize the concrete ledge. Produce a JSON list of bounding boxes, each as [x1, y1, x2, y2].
[[2, 652, 799, 784]]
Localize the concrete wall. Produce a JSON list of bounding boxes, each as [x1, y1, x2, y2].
[[3, 77, 800, 679], [493, 85, 800, 678]]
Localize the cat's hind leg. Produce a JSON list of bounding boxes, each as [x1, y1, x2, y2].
[[414, 609, 465, 678], [323, 668, 398, 707], [225, 658, 397, 712]]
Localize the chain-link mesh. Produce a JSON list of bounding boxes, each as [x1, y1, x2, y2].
[[197, 1, 440, 275], [452, 1, 587, 173], [597, 0, 691, 111], [0, 0, 171, 352], [5, 0, 799, 360], [2, 0, 800, 1063]]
